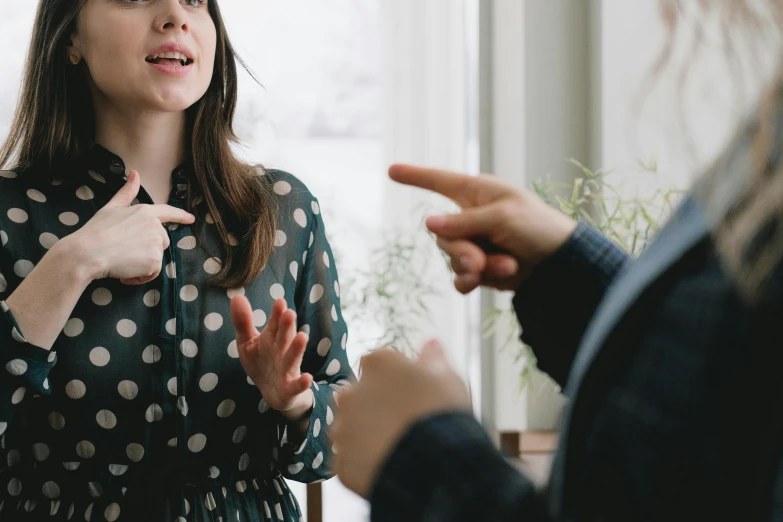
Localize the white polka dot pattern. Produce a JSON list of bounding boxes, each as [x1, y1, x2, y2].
[[0, 168, 353, 520]]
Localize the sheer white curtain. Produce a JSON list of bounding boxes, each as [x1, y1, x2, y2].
[[379, 0, 477, 389], [224, 1, 478, 520]]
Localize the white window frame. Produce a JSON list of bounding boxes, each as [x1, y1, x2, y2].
[[477, 0, 603, 433]]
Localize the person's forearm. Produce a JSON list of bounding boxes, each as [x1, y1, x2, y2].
[[4, 236, 99, 350], [512, 222, 628, 388]]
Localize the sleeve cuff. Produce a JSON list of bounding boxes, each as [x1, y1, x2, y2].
[[510, 222, 628, 387], [514, 221, 627, 303], [369, 411, 499, 522], [1, 300, 57, 396], [1, 300, 28, 344], [275, 382, 333, 479]]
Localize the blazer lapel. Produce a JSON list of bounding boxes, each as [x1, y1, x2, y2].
[[564, 196, 709, 396], [548, 196, 710, 516]]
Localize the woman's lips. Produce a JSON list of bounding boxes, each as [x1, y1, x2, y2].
[[146, 59, 194, 77]]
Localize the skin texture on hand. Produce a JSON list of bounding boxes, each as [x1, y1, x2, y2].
[[331, 340, 472, 499], [74, 170, 195, 284], [230, 296, 315, 428], [2, 171, 195, 350], [389, 164, 577, 294]]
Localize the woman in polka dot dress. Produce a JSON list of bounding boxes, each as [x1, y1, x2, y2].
[[0, 0, 353, 520]]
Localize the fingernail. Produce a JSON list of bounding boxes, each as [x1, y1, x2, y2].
[[458, 273, 480, 289], [426, 215, 446, 229], [424, 338, 441, 350], [501, 261, 516, 276], [459, 255, 474, 272]]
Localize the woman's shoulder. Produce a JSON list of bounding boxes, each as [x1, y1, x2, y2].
[[0, 166, 28, 184], [258, 167, 316, 196], [0, 166, 43, 200], [256, 166, 323, 214], [0, 164, 57, 191]]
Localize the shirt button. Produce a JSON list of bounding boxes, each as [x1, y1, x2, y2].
[[109, 160, 125, 176]]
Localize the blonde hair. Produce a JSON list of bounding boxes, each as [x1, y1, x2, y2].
[[657, 0, 783, 301]]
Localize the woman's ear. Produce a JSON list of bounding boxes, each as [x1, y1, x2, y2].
[[68, 21, 83, 61], [66, 37, 82, 65]]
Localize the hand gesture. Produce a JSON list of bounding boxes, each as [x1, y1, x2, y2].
[[389, 164, 576, 293], [230, 296, 314, 420], [72, 170, 195, 285]]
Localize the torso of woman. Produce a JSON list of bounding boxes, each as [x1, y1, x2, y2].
[[0, 145, 353, 522]]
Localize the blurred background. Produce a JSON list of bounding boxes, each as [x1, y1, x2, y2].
[[0, 1, 775, 520]]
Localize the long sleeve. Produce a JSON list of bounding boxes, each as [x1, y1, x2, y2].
[[370, 412, 550, 522], [273, 193, 354, 483], [512, 222, 628, 389], [0, 223, 57, 438]]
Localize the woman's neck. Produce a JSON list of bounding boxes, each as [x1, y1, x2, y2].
[[93, 100, 188, 204]]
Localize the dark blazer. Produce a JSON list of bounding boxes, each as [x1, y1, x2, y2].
[[369, 192, 783, 521]]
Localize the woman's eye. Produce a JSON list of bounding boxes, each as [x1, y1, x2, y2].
[[116, 0, 205, 5]]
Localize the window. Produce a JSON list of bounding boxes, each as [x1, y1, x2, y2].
[[0, 1, 478, 521]]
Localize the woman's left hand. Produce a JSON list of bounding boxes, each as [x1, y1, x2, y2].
[[230, 296, 314, 422]]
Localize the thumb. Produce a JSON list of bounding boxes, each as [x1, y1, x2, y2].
[[107, 170, 141, 207], [418, 339, 448, 368], [230, 295, 259, 346]]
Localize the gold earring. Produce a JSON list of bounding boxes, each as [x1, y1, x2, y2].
[[68, 53, 81, 65]]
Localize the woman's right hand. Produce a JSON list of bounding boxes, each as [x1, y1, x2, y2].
[[67, 170, 195, 285], [389, 164, 577, 294]]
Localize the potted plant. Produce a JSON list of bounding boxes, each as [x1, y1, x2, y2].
[[334, 157, 681, 430], [485, 157, 682, 429]]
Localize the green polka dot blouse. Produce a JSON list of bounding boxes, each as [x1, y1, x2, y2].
[[0, 145, 354, 521]]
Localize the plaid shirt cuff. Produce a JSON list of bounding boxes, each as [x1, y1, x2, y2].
[[512, 222, 628, 387], [521, 221, 627, 291]]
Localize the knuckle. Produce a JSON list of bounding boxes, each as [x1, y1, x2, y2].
[[499, 200, 517, 221], [436, 236, 455, 253]]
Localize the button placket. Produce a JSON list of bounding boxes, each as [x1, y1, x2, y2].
[[166, 184, 191, 464]]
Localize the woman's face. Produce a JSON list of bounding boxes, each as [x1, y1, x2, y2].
[[70, 0, 217, 113]]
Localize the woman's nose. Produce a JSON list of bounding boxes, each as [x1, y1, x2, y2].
[[156, 0, 190, 33]]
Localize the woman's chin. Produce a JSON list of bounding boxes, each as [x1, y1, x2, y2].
[[148, 90, 204, 113]]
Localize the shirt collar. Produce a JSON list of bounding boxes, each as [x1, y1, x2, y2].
[[81, 143, 191, 183]]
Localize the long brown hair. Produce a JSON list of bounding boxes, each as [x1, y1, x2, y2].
[[0, 0, 277, 289]]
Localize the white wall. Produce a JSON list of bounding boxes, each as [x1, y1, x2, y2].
[[480, 0, 595, 432], [481, 0, 781, 433], [380, 0, 476, 379], [601, 0, 778, 192]]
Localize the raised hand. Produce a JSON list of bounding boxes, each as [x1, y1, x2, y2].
[[230, 296, 314, 421]]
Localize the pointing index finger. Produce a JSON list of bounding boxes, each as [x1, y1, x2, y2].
[[388, 164, 476, 207], [147, 204, 196, 225]]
